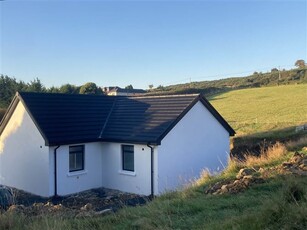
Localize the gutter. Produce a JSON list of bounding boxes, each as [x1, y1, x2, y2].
[[147, 144, 154, 199], [54, 146, 60, 197]]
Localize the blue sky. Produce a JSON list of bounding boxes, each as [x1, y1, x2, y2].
[[1, 0, 306, 89]]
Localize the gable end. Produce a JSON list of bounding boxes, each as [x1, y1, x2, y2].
[[155, 94, 235, 144], [0, 93, 50, 145]]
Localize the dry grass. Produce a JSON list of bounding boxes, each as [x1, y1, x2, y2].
[[244, 142, 287, 167], [225, 142, 288, 175], [193, 169, 212, 187], [286, 136, 307, 151]]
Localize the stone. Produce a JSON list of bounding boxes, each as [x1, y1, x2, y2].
[[80, 203, 93, 211], [289, 168, 307, 176], [258, 167, 265, 173], [236, 168, 256, 179], [0, 185, 14, 208], [243, 175, 253, 180], [52, 204, 63, 210], [282, 162, 293, 169], [44, 201, 53, 207], [7, 204, 25, 214], [290, 153, 303, 164]]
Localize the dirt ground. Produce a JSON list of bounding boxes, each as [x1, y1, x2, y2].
[[5, 187, 149, 216]]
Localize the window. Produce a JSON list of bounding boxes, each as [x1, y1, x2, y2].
[[69, 145, 84, 172], [122, 145, 134, 172]]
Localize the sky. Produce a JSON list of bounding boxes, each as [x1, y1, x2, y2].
[[0, 0, 306, 89]]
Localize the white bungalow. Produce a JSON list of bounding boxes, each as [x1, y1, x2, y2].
[[0, 92, 235, 197]]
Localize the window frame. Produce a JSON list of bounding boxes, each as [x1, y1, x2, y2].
[[122, 145, 134, 172], [69, 145, 85, 172]]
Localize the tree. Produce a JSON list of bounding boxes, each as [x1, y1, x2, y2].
[[0, 75, 21, 107], [27, 78, 45, 92], [79, 82, 103, 94], [157, 85, 165, 91], [148, 84, 154, 90], [59, 84, 78, 94], [295, 59, 306, 68], [125, 84, 133, 90], [271, 68, 279, 72], [48, 86, 60, 93]]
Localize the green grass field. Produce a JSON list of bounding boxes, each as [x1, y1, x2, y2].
[[209, 84, 307, 135]]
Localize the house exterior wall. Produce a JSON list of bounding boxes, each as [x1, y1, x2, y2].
[[53, 142, 103, 196], [0, 101, 50, 197], [157, 101, 230, 194], [101, 143, 152, 195]]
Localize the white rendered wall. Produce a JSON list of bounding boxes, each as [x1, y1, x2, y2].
[[0, 101, 50, 197], [101, 143, 152, 195], [157, 101, 230, 194], [54, 142, 103, 196]]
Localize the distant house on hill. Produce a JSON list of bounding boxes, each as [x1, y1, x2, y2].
[[0, 92, 235, 198], [104, 86, 146, 96]]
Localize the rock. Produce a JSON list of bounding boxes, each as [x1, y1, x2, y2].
[[204, 181, 225, 194], [290, 152, 303, 164], [7, 204, 25, 214], [258, 167, 265, 173], [44, 201, 53, 207], [52, 204, 63, 211], [220, 185, 229, 193], [236, 168, 256, 179], [80, 203, 92, 211], [289, 168, 307, 176], [282, 162, 293, 169], [0, 185, 14, 208], [243, 175, 253, 180]]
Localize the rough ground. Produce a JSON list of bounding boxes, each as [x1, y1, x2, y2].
[[205, 152, 307, 195], [2, 187, 149, 217]]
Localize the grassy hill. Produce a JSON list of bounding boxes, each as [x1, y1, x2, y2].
[[209, 84, 307, 135]]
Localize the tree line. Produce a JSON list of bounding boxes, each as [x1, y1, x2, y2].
[[0, 75, 104, 108]]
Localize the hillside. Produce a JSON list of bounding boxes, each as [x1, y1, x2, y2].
[[209, 84, 307, 135], [148, 67, 307, 96]]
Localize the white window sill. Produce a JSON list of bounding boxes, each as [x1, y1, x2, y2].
[[67, 170, 88, 177], [118, 170, 136, 177]]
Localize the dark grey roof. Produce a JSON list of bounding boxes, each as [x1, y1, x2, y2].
[[0, 92, 235, 146]]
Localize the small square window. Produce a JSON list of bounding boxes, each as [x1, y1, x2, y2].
[[122, 145, 134, 172], [69, 145, 84, 172]]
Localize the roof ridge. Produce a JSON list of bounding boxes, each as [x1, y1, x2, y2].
[[99, 97, 117, 138], [17, 91, 108, 98], [128, 93, 201, 99]]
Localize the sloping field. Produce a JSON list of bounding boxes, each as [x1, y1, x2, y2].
[[209, 84, 307, 135]]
